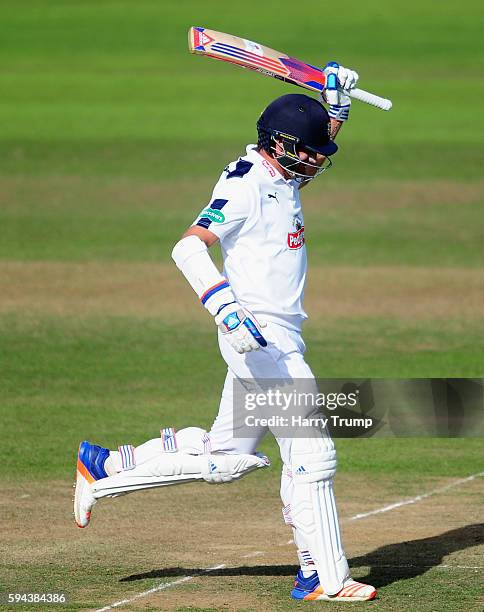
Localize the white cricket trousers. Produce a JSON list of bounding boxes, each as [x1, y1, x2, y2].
[[209, 320, 329, 461]]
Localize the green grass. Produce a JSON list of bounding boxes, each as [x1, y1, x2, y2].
[[0, 1, 484, 182], [1, 315, 482, 482], [1, 175, 483, 264]]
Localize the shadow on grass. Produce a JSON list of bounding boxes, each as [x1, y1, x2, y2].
[[121, 523, 483, 588], [349, 522, 483, 587]]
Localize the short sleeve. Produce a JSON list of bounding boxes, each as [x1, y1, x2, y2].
[[192, 178, 254, 241]]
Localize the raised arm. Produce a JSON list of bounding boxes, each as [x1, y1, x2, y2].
[[298, 63, 358, 190], [329, 119, 344, 141], [321, 62, 359, 126], [322, 62, 359, 143]]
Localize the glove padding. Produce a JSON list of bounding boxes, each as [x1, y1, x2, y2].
[[215, 303, 267, 354], [321, 62, 359, 121]]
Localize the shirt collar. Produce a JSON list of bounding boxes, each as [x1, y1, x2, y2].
[[245, 144, 291, 187]]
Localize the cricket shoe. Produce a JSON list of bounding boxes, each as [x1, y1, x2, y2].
[[74, 440, 109, 528], [291, 570, 376, 602]]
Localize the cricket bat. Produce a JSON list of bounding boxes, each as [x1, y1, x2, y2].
[[188, 27, 392, 111]]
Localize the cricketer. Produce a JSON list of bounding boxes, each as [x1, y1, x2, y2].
[[74, 62, 377, 602]]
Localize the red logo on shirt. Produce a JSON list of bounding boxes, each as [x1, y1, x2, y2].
[[262, 159, 276, 177], [287, 227, 305, 249]]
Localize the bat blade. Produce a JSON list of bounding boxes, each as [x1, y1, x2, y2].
[[188, 27, 392, 111], [188, 26, 327, 93]]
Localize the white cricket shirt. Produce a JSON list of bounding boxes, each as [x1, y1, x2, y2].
[[193, 145, 308, 331]]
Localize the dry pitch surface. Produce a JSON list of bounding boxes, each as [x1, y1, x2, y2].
[[1, 472, 483, 611]]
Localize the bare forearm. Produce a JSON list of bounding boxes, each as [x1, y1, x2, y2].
[[183, 225, 219, 248]]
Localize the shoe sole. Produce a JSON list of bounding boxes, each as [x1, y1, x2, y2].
[[74, 444, 95, 528], [293, 586, 377, 602], [303, 591, 377, 602]]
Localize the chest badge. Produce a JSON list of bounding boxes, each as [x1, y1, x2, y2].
[[287, 215, 305, 249]]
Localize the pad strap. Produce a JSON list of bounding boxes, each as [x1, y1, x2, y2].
[[118, 444, 135, 471], [161, 427, 178, 453], [202, 432, 212, 454], [298, 549, 316, 570], [282, 504, 293, 526]]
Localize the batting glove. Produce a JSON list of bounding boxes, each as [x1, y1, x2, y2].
[[321, 62, 359, 121], [215, 302, 267, 354]]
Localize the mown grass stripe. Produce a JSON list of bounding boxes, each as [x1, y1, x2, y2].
[[348, 471, 484, 521]]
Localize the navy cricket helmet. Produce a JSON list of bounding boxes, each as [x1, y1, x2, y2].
[[257, 93, 338, 157]]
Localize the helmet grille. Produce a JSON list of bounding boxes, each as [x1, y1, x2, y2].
[[256, 118, 272, 152]]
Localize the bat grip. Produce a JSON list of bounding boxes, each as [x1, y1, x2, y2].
[[346, 87, 392, 111]]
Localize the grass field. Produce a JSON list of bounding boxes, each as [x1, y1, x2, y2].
[[1, 1, 483, 610]]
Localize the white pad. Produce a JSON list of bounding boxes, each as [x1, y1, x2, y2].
[[286, 436, 349, 595], [91, 427, 270, 499]]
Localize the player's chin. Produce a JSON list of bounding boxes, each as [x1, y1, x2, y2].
[[300, 167, 318, 178], [292, 163, 310, 176]]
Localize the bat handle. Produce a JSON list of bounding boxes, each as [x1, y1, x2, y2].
[[346, 87, 392, 111]]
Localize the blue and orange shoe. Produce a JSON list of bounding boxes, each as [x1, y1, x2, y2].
[[74, 441, 109, 528], [291, 570, 376, 602]]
